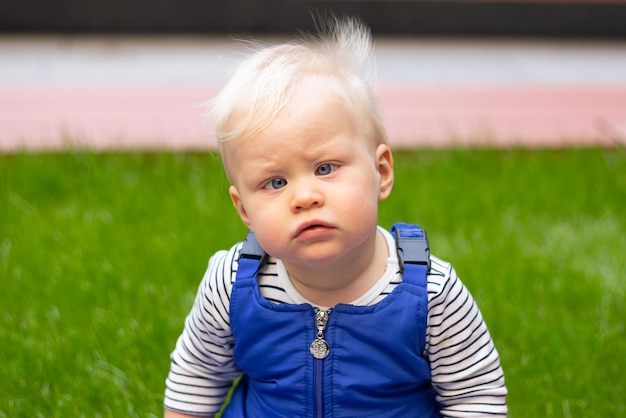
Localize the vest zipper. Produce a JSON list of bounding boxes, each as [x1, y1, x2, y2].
[[314, 356, 323, 418], [310, 309, 330, 359], [311, 308, 330, 418]]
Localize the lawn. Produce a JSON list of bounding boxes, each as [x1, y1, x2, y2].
[[1, 148, 624, 417]]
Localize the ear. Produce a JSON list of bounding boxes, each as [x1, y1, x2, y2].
[[229, 185, 252, 229], [375, 144, 394, 201]]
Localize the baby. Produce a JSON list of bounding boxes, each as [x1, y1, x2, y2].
[[164, 17, 507, 417]]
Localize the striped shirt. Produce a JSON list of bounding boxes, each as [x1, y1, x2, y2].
[[165, 228, 507, 416]]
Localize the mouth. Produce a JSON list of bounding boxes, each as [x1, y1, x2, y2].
[[294, 221, 333, 238]]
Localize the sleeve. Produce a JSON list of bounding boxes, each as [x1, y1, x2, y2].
[[164, 243, 243, 416], [425, 257, 508, 417]]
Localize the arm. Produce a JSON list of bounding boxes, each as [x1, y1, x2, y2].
[[164, 246, 243, 416], [426, 258, 508, 417]]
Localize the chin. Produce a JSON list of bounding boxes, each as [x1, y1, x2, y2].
[[296, 245, 353, 266]]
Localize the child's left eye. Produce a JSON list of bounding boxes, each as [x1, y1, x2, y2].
[[316, 163, 337, 176]]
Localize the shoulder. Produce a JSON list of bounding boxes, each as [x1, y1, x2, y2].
[[208, 241, 243, 278], [425, 255, 466, 308], [426, 255, 453, 294], [196, 241, 244, 304], [425, 255, 482, 333]]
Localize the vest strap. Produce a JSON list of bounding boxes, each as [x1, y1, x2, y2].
[[237, 230, 268, 282], [391, 222, 431, 276]]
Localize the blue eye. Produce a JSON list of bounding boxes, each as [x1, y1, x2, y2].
[[264, 178, 287, 190], [316, 163, 337, 176]]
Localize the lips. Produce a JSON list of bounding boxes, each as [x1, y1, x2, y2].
[[294, 220, 334, 239]]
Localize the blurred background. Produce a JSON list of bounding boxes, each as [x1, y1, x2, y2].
[[2, 0, 626, 36], [2, 2, 625, 417], [1, 0, 626, 151]]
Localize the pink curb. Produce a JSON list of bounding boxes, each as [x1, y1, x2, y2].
[[1, 85, 625, 152], [0, 87, 219, 152], [380, 85, 626, 148]]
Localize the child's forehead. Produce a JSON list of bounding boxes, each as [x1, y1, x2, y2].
[[222, 93, 369, 164], [226, 78, 345, 128], [273, 77, 364, 129], [254, 84, 360, 135], [222, 92, 377, 168], [218, 74, 385, 177]]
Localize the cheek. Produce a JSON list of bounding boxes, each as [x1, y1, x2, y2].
[[250, 221, 289, 259], [340, 174, 381, 217], [338, 184, 379, 217], [245, 202, 282, 234], [342, 169, 380, 202]]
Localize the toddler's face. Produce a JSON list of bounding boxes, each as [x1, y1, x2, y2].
[[227, 83, 394, 271]]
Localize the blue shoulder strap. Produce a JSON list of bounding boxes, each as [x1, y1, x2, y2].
[[391, 222, 431, 288], [236, 230, 268, 282]]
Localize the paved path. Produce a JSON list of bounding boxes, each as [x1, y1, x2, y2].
[[1, 35, 626, 151]]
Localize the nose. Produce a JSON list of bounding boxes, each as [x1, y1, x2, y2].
[[290, 180, 324, 211]]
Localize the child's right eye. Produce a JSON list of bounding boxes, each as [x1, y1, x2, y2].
[[264, 178, 287, 190]]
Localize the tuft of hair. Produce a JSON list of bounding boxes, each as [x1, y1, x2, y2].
[[310, 15, 374, 81], [207, 16, 387, 159]]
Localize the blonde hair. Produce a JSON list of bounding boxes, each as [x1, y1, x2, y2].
[[208, 17, 388, 162]]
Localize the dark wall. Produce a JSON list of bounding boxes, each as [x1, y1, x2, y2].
[[1, 0, 626, 38]]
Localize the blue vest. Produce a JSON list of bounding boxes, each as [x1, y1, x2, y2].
[[223, 223, 441, 417]]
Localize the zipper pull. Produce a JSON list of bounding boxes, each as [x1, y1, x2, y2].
[[310, 309, 330, 359]]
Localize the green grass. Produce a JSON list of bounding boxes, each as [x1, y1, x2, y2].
[[1, 148, 624, 417]]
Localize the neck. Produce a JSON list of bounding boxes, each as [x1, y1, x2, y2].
[[283, 229, 389, 307]]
